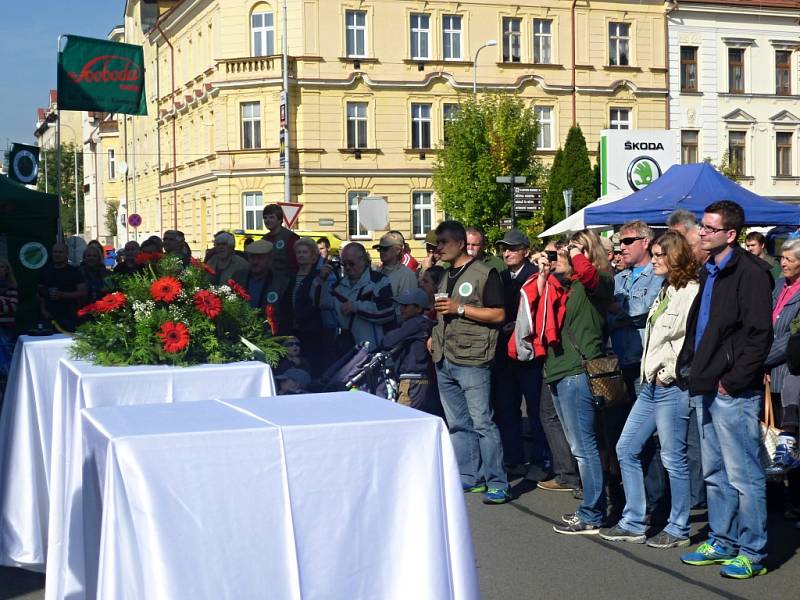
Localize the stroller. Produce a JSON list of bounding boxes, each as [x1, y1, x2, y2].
[[319, 341, 402, 401]]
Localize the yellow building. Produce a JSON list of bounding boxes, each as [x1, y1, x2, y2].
[[90, 0, 668, 251]]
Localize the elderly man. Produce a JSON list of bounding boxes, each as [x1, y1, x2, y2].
[[37, 242, 87, 332], [313, 243, 395, 348], [244, 239, 292, 335], [667, 209, 708, 264], [207, 232, 248, 285], [431, 220, 509, 504], [374, 231, 418, 298], [113, 241, 140, 275], [261, 203, 299, 277]]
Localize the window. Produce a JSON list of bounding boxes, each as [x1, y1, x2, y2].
[[681, 131, 699, 164], [777, 132, 792, 176], [443, 15, 462, 60], [411, 103, 432, 149], [251, 12, 274, 56], [534, 106, 554, 150], [443, 103, 459, 142], [728, 131, 746, 176], [776, 50, 791, 96], [410, 14, 430, 60], [728, 48, 744, 94], [346, 102, 368, 149], [533, 19, 552, 64], [609, 108, 630, 130], [680, 46, 697, 92], [345, 10, 367, 57], [347, 191, 369, 237], [412, 192, 434, 237], [107, 149, 116, 180], [241, 102, 261, 149], [502, 17, 521, 63], [243, 191, 264, 230], [608, 22, 630, 66]]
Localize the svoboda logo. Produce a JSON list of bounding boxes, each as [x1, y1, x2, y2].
[[624, 142, 665, 150], [626, 156, 662, 191], [68, 55, 142, 92]]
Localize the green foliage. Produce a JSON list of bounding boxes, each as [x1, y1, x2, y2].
[[542, 125, 596, 228], [70, 255, 286, 367], [36, 143, 83, 236], [433, 93, 544, 245], [704, 152, 739, 182], [104, 200, 119, 237]]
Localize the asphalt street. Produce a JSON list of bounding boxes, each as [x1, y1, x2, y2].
[[2, 477, 797, 600]]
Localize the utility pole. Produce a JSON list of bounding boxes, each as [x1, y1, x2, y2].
[[282, 0, 291, 203]]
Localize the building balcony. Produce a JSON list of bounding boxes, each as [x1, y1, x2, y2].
[[216, 56, 291, 82]]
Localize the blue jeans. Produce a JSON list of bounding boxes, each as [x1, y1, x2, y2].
[[437, 359, 508, 489], [616, 384, 691, 537], [687, 398, 706, 507], [697, 390, 767, 563], [550, 373, 606, 525]]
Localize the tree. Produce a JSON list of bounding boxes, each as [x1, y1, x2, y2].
[[433, 93, 543, 244], [543, 148, 564, 228], [542, 125, 595, 228], [36, 143, 83, 236], [704, 152, 739, 182], [105, 199, 119, 237]]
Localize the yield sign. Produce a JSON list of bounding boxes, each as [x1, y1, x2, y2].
[[277, 202, 303, 228]]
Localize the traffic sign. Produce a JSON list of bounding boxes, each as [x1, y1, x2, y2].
[[500, 218, 513, 229], [513, 187, 542, 213], [128, 213, 142, 228], [277, 202, 303, 228]]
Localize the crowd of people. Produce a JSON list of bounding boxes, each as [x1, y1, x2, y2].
[[2, 200, 799, 581]]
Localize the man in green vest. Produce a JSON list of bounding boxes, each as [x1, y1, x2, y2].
[[261, 204, 300, 278], [430, 220, 510, 504]]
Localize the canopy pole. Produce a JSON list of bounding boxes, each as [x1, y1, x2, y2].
[[56, 34, 64, 242]]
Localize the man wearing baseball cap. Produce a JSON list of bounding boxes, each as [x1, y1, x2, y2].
[[373, 231, 418, 300], [244, 239, 292, 334], [276, 368, 312, 394]]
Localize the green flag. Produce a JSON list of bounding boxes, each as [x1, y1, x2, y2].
[[57, 35, 147, 115], [7, 143, 40, 185]]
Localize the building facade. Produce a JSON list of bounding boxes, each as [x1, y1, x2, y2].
[[84, 0, 669, 250], [668, 0, 800, 202]]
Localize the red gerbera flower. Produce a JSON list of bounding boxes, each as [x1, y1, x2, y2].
[[190, 257, 216, 276], [227, 279, 251, 302], [193, 290, 222, 319], [135, 251, 164, 265], [77, 302, 96, 317], [150, 276, 182, 302], [94, 292, 127, 313], [265, 304, 277, 335], [156, 321, 190, 353]]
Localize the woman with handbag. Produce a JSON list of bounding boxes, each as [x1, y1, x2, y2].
[[600, 231, 699, 548], [539, 230, 615, 535]]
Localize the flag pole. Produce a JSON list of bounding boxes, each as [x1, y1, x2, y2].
[[56, 34, 65, 242]]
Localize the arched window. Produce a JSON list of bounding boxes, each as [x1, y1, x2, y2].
[[251, 9, 275, 56]]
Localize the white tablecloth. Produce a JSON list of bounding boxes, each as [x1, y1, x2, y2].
[[75, 393, 477, 600], [45, 359, 276, 600], [0, 334, 72, 569]]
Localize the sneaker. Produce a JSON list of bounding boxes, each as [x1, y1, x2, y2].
[[537, 479, 575, 492], [483, 487, 511, 504], [572, 488, 584, 500], [646, 530, 690, 549], [719, 555, 767, 579], [561, 512, 579, 524], [462, 483, 487, 493], [599, 524, 646, 544], [553, 518, 601, 535], [681, 542, 736, 566], [766, 439, 797, 476]]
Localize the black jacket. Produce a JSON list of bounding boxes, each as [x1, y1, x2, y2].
[[677, 245, 773, 395], [497, 261, 538, 361]]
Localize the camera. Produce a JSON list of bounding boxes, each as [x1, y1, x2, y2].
[[546, 250, 558, 262]]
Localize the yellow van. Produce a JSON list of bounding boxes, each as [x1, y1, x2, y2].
[[226, 229, 344, 254]]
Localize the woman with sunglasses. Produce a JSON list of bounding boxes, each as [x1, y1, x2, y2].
[[600, 230, 699, 548], [537, 229, 614, 535]]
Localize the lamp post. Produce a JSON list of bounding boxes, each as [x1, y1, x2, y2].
[[473, 40, 498, 94], [48, 122, 81, 236], [563, 188, 574, 218]]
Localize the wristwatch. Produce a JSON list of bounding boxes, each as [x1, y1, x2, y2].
[[457, 303, 466, 317]]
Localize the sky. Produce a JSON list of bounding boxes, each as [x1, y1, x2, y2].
[[0, 1, 124, 150]]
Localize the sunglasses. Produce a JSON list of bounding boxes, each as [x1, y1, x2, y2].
[[619, 236, 645, 246], [283, 341, 301, 347]]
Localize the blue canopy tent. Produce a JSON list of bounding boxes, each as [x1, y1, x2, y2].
[[584, 162, 800, 226]]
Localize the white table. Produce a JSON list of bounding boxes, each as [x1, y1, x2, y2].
[[45, 359, 276, 600], [72, 393, 477, 600], [0, 334, 72, 569]]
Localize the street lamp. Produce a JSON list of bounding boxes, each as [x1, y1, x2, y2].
[[473, 40, 498, 94], [47, 122, 81, 236], [563, 188, 574, 218]]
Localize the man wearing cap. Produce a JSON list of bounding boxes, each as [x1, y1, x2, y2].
[[276, 368, 312, 395], [374, 231, 418, 309], [244, 239, 293, 335], [493, 229, 550, 481], [262, 203, 300, 277], [419, 229, 444, 275], [207, 232, 248, 285], [380, 288, 438, 413]]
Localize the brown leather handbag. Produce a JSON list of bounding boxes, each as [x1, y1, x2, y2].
[[564, 327, 629, 410]]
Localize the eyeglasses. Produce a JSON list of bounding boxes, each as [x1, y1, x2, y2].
[[342, 260, 358, 267], [619, 236, 645, 246], [698, 223, 731, 235]]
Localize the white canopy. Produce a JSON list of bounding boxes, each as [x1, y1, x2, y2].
[[538, 195, 621, 238]]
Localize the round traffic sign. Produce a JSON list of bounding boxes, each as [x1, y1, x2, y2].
[[128, 213, 142, 228]]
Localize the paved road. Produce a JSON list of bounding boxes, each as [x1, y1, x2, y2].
[[3, 478, 797, 599]]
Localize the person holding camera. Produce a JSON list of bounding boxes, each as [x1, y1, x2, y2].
[[537, 230, 614, 535]]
